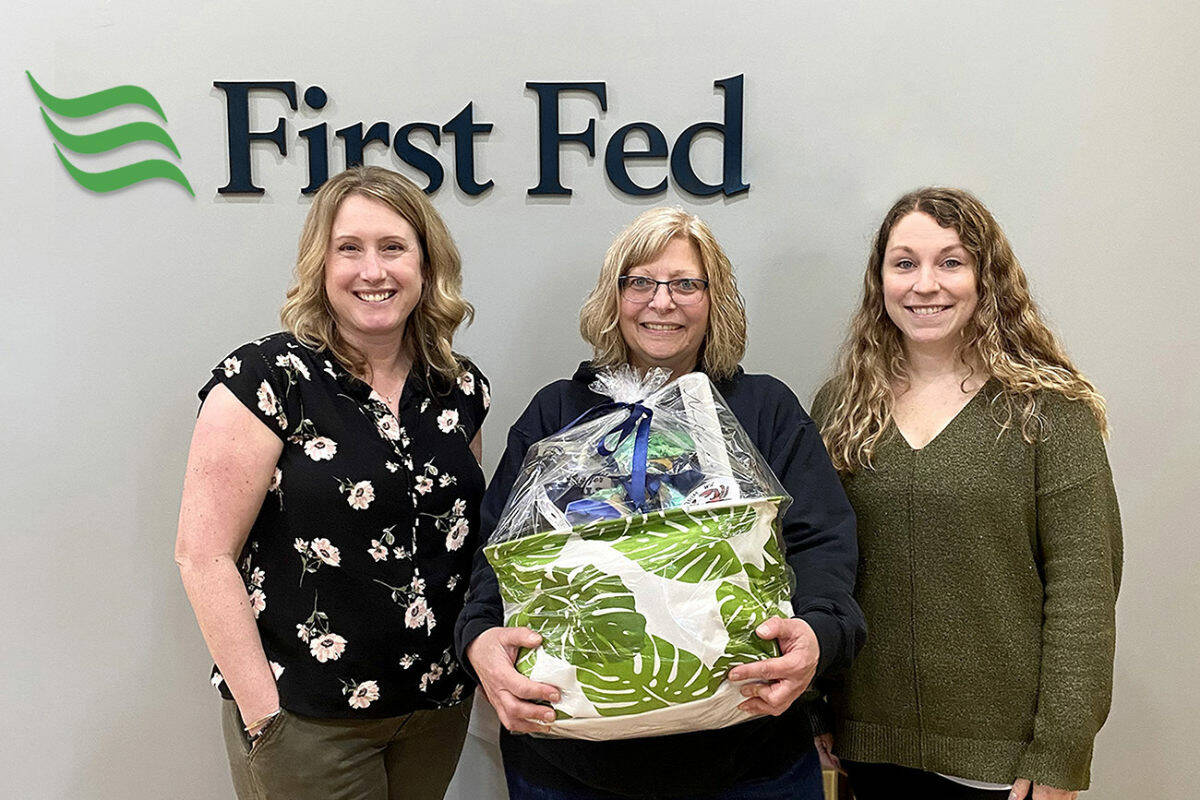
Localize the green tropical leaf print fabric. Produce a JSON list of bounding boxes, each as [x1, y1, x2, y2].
[[485, 498, 791, 740]]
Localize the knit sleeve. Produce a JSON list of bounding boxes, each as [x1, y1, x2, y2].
[[808, 380, 836, 428], [1015, 394, 1122, 791]]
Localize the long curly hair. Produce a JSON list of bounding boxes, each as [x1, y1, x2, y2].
[[820, 187, 1108, 473], [280, 166, 473, 385], [579, 207, 747, 380]]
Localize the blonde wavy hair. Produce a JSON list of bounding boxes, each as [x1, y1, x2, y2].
[[280, 166, 473, 385], [579, 207, 746, 380], [820, 187, 1108, 473]]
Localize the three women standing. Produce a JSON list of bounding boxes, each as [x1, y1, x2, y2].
[[813, 188, 1121, 800], [176, 167, 489, 800]]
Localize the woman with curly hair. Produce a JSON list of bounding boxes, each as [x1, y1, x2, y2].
[[176, 166, 489, 799], [810, 188, 1121, 800]]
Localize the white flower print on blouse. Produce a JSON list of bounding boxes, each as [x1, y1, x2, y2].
[[436, 409, 460, 434], [250, 567, 266, 587], [311, 633, 347, 663], [255, 380, 288, 430], [438, 473, 456, 488], [276, 352, 312, 381], [248, 588, 266, 618], [270, 661, 285, 679], [310, 538, 341, 566], [337, 478, 375, 510], [211, 671, 225, 688], [297, 594, 346, 662], [323, 359, 338, 379], [375, 414, 401, 442], [385, 461, 399, 473], [295, 539, 342, 585], [303, 436, 338, 461], [343, 679, 380, 709], [375, 573, 436, 634], [268, 468, 282, 493], [445, 517, 469, 551], [420, 504, 470, 553], [457, 371, 475, 395], [452, 499, 467, 516], [222, 357, 241, 377], [419, 662, 444, 691], [405, 596, 436, 633], [371, 525, 411, 563], [481, 379, 491, 410], [415, 475, 433, 495], [446, 574, 460, 591], [399, 654, 417, 669], [256, 381, 278, 415]]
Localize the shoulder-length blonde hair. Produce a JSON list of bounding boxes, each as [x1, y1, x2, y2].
[[820, 187, 1108, 473], [579, 207, 746, 380], [280, 166, 473, 384]]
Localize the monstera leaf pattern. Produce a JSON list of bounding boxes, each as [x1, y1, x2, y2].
[[579, 503, 758, 583], [511, 565, 645, 663], [744, 523, 791, 604], [488, 530, 570, 607], [713, 581, 779, 675], [487, 500, 790, 731], [577, 634, 722, 716]]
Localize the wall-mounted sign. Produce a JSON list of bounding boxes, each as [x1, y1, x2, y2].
[[215, 75, 748, 198], [27, 71, 749, 200], [26, 71, 194, 196]]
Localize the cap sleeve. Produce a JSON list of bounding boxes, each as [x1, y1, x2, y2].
[[450, 359, 490, 440], [198, 334, 305, 441]]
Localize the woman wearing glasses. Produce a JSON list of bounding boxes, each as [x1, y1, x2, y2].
[[454, 207, 864, 799]]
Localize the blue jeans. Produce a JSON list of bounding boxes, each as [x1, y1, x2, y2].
[[505, 747, 824, 800]]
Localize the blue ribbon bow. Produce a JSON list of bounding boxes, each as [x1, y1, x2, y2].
[[559, 401, 655, 511]]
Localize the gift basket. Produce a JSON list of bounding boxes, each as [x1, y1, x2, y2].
[[484, 367, 794, 740]]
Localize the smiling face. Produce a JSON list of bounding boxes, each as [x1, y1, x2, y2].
[[618, 236, 710, 378], [323, 193, 424, 350], [882, 211, 978, 354]]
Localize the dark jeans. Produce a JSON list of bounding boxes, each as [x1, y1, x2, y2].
[[843, 760, 1013, 800], [505, 747, 824, 800]]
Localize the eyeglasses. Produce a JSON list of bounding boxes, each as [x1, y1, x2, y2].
[[618, 276, 710, 305]]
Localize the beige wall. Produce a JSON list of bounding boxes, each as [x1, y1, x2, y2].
[[3, 2, 1197, 797]]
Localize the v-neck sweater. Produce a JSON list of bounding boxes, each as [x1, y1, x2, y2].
[[812, 381, 1122, 791]]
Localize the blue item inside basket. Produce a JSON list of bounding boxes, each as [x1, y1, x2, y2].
[[564, 498, 625, 525]]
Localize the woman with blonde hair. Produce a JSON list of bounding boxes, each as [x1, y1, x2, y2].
[[176, 166, 490, 799], [455, 206, 864, 799], [811, 187, 1121, 800]]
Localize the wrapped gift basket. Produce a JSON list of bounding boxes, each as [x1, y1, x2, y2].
[[485, 368, 794, 740]]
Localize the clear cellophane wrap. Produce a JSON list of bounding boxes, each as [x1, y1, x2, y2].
[[485, 367, 795, 740]]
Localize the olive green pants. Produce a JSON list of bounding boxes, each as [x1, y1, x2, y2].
[[221, 698, 472, 800]]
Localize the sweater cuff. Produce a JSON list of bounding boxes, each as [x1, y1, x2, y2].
[[456, 616, 502, 684], [799, 609, 843, 677], [1015, 737, 1094, 792]]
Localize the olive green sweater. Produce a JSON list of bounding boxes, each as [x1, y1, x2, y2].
[[811, 381, 1121, 791]]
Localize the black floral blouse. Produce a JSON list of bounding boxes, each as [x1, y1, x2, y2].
[[199, 332, 490, 718]]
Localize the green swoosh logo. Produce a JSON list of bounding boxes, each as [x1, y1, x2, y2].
[[27, 71, 193, 196]]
